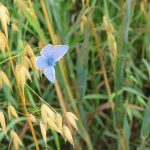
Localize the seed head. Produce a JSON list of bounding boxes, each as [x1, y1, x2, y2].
[[41, 104, 55, 125], [29, 114, 37, 124], [55, 113, 63, 132], [47, 117, 61, 134], [10, 130, 24, 150], [62, 125, 74, 147], [40, 121, 47, 144], [15, 64, 31, 90], [65, 112, 78, 131], [0, 31, 7, 56], [0, 111, 6, 134], [8, 104, 19, 120], [0, 70, 11, 89], [0, 3, 10, 38]]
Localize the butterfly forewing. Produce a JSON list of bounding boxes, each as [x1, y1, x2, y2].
[[53, 45, 69, 62], [40, 44, 55, 59]]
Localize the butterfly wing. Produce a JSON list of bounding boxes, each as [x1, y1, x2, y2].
[[44, 66, 55, 83], [40, 44, 55, 59], [53, 45, 69, 62], [36, 56, 49, 70]]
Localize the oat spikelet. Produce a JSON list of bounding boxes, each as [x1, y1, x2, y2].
[[40, 121, 47, 144], [55, 113, 63, 132], [41, 104, 48, 126], [0, 31, 7, 56], [23, 44, 34, 58], [47, 117, 61, 134], [41, 104, 55, 123], [8, 104, 19, 120], [29, 114, 37, 124], [0, 111, 6, 133], [30, 56, 39, 75], [22, 56, 32, 71], [65, 112, 78, 131], [10, 130, 24, 150], [22, 44, 39, 74], [0, 3, 10, 38], [62, 125, 74, 147], [15, 64, 31, 90], [0, 70, 11, 89]]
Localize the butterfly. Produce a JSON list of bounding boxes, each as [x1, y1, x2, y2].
[[36, 44, 69, 83]]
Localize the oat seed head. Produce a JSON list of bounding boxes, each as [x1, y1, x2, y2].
[[0, 111, 6, 134], [41, 104, 55, 123], [15, 64, 31, 90], [47, 117, 61, 134], [0, 31, 8, 56], [62, 125, 74, 147], [0, 3, 10, 38], [29, 114, 37, 124], [22, 56, 32, 71], [23, 44, 35, 58], [40, 121, 47, 144], [0, 70, 11, 89], [55, 113, 63, 132], [65, 112, 78, 131], [10, 130, 24, 150], [8, 104, 19, 120]]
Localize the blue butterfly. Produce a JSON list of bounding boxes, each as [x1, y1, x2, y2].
[[36, 44, 69, 83]]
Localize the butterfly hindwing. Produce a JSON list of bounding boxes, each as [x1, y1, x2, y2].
[[43, 66, 55, 83], [36, 56, 49, 70], [53, 45, 69, 62]]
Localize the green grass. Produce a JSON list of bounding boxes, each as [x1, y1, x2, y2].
[[0, 0, 150, 149]]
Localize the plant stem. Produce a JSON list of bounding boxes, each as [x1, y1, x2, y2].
[[7, 45, 40, 150]]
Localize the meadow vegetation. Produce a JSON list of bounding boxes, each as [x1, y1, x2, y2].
[[0, 0, 150, 150]]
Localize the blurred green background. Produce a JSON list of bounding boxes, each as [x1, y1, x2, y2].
[[0, 0, 150, 150]]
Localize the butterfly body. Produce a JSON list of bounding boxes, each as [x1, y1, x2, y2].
[[36, 44, 69, 83]]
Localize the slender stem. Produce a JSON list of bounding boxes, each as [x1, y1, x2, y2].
[[90, 17, 111, 97], [40, 0, 67, 113], [7, 45, 40, 150]]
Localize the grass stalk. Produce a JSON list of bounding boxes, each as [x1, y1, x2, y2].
[[40, 1, 93, 149], [7, 45, 40, 150]]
